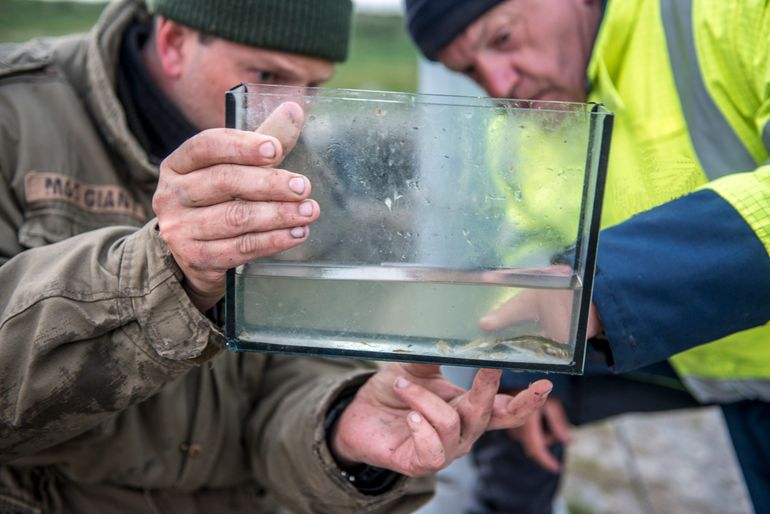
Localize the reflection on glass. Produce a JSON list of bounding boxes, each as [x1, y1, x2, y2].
[[226, 84, 612, 373]]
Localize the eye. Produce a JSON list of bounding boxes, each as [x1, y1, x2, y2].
[[493, 30, 511, 49], [252, 70, 276, 82]]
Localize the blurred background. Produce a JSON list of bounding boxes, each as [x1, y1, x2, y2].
[[0, 0, 419, 92]]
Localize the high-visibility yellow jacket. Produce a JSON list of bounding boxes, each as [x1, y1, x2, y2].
[[587, 0, 770, 402]]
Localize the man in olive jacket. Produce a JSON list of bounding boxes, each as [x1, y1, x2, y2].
[[0, 0, 552, 513]]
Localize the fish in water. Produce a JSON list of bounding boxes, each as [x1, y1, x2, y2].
[[436, 340, 452, 355], [455, 335, 570, 360]]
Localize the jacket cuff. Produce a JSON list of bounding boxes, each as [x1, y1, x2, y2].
[[323, 387, 401, 495], [123, 219, 225, 365], [256, 368, 434, 513], [593, 189, 770, 373], [312, 372, 423, 509]]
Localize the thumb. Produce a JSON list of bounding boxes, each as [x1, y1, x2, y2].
[[256, 101, 306, 163]]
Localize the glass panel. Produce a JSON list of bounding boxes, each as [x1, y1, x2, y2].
[[225, 84, 612, 373]]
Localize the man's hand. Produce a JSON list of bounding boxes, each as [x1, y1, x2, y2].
[[329, 363, 552, 477], [507, 395, 572, 473], [479, 265, 603, 343], [152, 102, 316, 311]]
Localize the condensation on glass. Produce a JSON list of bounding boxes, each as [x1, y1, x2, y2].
[[225, 83, 613, 373]]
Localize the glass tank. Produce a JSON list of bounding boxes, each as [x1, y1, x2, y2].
[[225, 83, 613, 373]]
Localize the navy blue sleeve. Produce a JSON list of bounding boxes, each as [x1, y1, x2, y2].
[[593, 188, 770, 373]]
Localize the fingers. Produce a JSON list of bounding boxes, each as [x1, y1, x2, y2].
[[399, 363, 443, 379], [543, 398, 573, 445], [516, 397, 572, 473], [163, 102, 305, 175], [170, 165, 311, 208], [479, 291, 537, 331], [520, 414, 562, 473], [393, 377, 460, 460], [177, 199, 319, 241], [405, 411, 446, 473], [454, 369, 501, 449], [488, 379, 553, 430], [465, 368, 503, 408], [393, 367, 501, 469], [151, 103, 310, 312], [164, 129, 285, 175], [479, 289, 575, 343], [256, 101, 305, 160], [165, 226, 311, 274], [397, 363, 468, 400]]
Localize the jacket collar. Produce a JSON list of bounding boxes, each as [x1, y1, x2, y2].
[[117, 21, 198, 164], [84, 0, 160, 189]]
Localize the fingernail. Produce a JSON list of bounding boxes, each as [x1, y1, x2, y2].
[[290, 226, 306, 239], [395, 377, 411, 389], [289, 177, 306, 194], [298, 201, 313, 217], [259, 141, 276, 158], [409, 412, 422, 423]]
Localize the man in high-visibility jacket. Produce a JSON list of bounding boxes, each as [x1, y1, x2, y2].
[[406, 0, 770, 512]]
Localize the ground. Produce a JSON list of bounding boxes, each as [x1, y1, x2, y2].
[[415, 369, 755, 514], [561, 407, 754, 514]]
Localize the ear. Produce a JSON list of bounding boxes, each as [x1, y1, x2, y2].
[[153, 17, 197, 79]]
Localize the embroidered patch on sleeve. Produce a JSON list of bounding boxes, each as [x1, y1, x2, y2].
[[24, 171, 148, 221]]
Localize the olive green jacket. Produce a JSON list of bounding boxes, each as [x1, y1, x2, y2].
[[0, 1, 432, 512]]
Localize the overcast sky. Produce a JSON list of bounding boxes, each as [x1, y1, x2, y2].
[[355, 0, 401, 13]]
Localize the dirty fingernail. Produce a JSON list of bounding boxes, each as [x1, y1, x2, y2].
[[409, 412, 422, 424], [298, 201, 313, 217], [259, 141, 276, 158], [289, 177, 306, 194], [395, 377, 411, 389], [290, 226, 306, 239]]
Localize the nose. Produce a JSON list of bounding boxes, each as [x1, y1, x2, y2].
[[475, 54, 518, 99]]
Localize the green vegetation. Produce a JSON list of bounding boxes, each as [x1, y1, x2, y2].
[[0, 0, 418, 92], [1, 0, 105, 42], [327, 13, 418, 92], [567, 502, 600, 514]]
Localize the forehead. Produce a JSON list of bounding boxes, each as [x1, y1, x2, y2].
[[208, 38, 335, 81]]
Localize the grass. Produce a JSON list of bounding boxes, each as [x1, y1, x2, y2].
[[0, 0, 106, 42], [0, 0, 418, 92], [327, 14, 419, 92]]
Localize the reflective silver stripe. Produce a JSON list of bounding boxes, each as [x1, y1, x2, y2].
[[681, 375, 770, 403], [660, 0, 756, 179], [763, 119, 770, 155]]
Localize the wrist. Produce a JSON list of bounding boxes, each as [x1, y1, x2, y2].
[[181, 277, 223, 312], [323, 390, 402, 494], [325, 392, 358, 467]]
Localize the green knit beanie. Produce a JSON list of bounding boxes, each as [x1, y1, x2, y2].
[[146, 0, 353, 62]]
